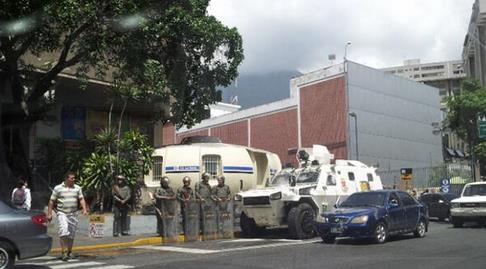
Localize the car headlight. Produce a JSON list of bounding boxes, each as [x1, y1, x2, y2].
[[299, 186, 315, 195], [270, 192, 282, 200], [351, 215, 369, 224], [234, 194, 242, 201], [451, 203, 459, 208]]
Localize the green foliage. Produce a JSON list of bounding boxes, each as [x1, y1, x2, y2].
[[77, 128, 153, 206], [445, 79, 486, 164], [1, 0, 243, 127]]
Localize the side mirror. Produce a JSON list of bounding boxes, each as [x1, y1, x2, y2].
[[289, 176, 296, 187], [389, 200, 399, 207]]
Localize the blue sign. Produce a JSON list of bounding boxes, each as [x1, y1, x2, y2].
[[440, 178, 450, 193]]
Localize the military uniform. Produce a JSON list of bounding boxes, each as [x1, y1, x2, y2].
[[155, 186, 176, 236], [113, 184, 131, 236], [212, 184, 231, 200], [177, 186, 195, 231], [195, 182, 212, 201]]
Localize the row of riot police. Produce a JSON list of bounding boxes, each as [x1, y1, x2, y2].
[[152, 173, 233, 242]]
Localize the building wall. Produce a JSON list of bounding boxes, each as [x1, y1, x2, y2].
[[211, 120, 248, 146], [347, 62, 443, 185], [250, 109, 298, 166], [162, 123, 176, 145], [299, 76, 348, 160]]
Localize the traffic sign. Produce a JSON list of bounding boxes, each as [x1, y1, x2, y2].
[[400, 168, 413, 181], [440, 178, 451, 193], [480, 120, 486, 139], [88, 214, 105, 238]]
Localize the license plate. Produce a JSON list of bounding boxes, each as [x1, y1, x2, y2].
[[331, 227, 343, 233]]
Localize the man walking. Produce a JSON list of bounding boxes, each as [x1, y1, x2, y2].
[[47, 172, 88, 261], [112, 175, 131, 237], [154, 176, 176, 236]]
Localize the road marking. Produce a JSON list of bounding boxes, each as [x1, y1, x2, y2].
[[50, 261, 103, 269], [134, 246, 219, 254], [88, 265, 135, 269], [135, 239, 320, 254], [26, 256, 57, 261], [219, 238, 266, 243]]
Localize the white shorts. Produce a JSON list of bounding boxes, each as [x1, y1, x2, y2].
[[57, 212, 78, 239]]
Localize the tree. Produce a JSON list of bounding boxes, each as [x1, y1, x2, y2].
[[0, 0, 243, 189], [445, 79, 486, 179]]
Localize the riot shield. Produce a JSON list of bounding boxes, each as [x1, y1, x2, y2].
[[183, 200, 200, 242], [201, 200, 218, 240], [216, 200, 234, 239], [160, 199, 178, 243]]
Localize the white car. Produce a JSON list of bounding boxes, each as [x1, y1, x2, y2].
[[450, 182, 486, 228]]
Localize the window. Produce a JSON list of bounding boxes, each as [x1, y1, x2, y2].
[[348, 172, 355, 181], [398, 192, 417, 206], [202, 155, 221, 176], [153, 156, 163, 181], [367, 173, 374, 182], [326, 175, 336, 186]]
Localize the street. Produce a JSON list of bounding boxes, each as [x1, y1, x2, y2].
[[16, 221, 486, 269]]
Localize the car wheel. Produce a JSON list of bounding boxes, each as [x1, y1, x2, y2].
[[413, 219, 426, 238], [240, 212, 259, 237], [374, 222, 387, 244], [0, 241, 15, 269], [321, 234, 336, 244], [288, 203, 316, 239], [451, 216, 463, 228]]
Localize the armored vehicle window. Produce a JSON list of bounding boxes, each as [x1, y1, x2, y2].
[[153, 156, 163, 181], [348, 172, 355, 181], [203, 155, 221, 176], [367, 173, 374, 182], [296, 170, 319, 183], [326, 175, 336, 186]]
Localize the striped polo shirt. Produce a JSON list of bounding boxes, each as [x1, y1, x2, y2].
[[50, 183, 84, 213]]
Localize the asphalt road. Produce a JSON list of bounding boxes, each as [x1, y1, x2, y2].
[[17, 221, 486, 269]]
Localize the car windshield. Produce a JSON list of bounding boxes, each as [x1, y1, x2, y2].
[[463, 185, 486, 196], [295, 170, 319, 184], [268, 172, 292, 187], [339, 192, 386, 208]]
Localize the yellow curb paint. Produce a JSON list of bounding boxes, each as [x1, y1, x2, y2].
[[49, 232, 239, 254]]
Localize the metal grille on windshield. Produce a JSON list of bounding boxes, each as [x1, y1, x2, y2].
[[243, 196, 270, 205]]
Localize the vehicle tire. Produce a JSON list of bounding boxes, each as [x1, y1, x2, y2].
[[413, 219, 426, 238], [446, 211, 452, 223], [373, 222, 388, 244], [451, 216, 463, 228], [288, 203, 316, 239], [0, 241, 15, 269], [240, 212, 259, 237], [321, 234, 336, 244]]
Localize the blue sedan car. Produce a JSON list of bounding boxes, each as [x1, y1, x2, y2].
[[315, 190, 428, 244]]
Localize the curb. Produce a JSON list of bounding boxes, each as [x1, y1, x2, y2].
[[49, 232, 241, 254]]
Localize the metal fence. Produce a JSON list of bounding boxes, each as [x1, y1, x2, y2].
[[377, 163, 473, 194]]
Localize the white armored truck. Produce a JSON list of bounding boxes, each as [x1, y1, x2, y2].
[[235, 145, 383, 239]]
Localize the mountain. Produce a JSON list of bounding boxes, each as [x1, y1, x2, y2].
[[219, 70, 302, 109]]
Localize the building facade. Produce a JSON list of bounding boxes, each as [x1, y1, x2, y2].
[[163, 61, 443, 187], [381, 59, 467, 160]]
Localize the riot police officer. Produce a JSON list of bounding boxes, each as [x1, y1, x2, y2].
[[154, 176, 176, 236]]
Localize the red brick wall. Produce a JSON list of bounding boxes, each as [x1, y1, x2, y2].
[[250, 109, 298, 166], [162, 123, 175, 145], [300, 76, 347, 159], [210, 121, 248, 146], [176, 129, 209, 143]]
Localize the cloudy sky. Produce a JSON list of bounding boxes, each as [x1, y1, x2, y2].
[[208, 0, 475, 75]]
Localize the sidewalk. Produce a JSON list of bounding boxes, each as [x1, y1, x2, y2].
[[47, 213, 241, 253], [47, 213, 163, 253]]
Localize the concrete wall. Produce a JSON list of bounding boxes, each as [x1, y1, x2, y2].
[[347, 61, 443, 185]]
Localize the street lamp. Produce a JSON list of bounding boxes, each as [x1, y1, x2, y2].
[[349, 112, 359, 160], [344, 41, 352, 61]]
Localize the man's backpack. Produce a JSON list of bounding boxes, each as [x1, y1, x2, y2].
[[12, 188, 26, 206]]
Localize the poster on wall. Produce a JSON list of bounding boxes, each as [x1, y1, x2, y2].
[[61, 106, 86, 140], [86, 110, 109, 139]]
